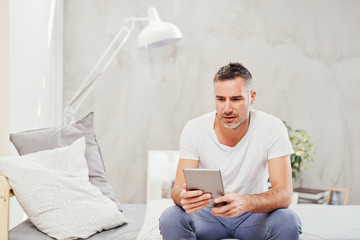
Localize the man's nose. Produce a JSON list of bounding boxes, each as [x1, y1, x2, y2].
[[224, 100, 233, 112]]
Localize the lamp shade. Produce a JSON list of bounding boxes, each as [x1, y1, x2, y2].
[[137, 7, 182, 50]]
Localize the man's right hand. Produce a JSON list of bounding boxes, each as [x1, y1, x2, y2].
[[179, 183, 213, 213]]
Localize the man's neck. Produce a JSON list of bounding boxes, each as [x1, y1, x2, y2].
[[214, 113, 251, 147]]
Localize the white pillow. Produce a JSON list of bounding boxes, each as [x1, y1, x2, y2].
[[0, 137, 127, 240]]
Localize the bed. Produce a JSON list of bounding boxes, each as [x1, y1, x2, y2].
[[2, 171, 360, 240], [4, 197, 360, 240]]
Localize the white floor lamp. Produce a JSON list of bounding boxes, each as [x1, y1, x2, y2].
[[63, 7, 182, 125]]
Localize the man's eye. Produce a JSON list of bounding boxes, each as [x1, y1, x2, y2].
[[217, 98, 225, 101]]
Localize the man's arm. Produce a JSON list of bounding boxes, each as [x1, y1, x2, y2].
[[171, 159, 212, 213], [212, 155, 293, 218]]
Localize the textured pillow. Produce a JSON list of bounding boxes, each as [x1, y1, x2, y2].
[[0, 137, 127, 239], [10, 112, 121, 210]]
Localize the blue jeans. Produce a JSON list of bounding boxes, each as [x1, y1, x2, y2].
[[159, 206, 302, 240]]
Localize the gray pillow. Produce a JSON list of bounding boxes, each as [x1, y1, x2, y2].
[[10, 112, 121, 210]]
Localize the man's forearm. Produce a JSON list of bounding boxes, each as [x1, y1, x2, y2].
[[248, 188, 293, 213]]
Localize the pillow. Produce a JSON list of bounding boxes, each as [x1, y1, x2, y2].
[[10, 112, 121, 210], [0, 137, 127, 239]]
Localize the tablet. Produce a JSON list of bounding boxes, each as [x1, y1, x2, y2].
[[183, 168, 226, 207]]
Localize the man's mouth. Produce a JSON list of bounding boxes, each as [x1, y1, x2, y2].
[[223, 116, 236, 123]]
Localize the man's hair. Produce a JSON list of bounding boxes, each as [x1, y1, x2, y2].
[[213, 62, 253, 91]]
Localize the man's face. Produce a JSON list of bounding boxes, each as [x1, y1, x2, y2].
[[214, 77, 256, 129]]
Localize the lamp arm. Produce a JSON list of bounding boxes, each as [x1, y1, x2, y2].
[[63, 17, 148, 125], [67, 18, 134, 107]]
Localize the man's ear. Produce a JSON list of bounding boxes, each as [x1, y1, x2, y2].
[[250, 90, 256, 105]]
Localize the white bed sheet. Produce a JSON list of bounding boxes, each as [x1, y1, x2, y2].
[[137, 199, 360, 240], [291, 204, 360, 239]]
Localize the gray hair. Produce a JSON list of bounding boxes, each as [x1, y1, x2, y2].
[[214, 62, 253, 91]]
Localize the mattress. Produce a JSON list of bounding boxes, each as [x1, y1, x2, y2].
[[9, 204, 146, 240]]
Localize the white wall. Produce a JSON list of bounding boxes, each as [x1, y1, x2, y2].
[[0, 0, 9, 156], [64, 1, 360, 204], [8, 0, 63, 229]]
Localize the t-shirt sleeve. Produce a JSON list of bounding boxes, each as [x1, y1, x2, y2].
[[267, 119, 294, 160], [179, 122, 200, 160]]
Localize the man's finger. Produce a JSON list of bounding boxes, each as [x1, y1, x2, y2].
[[184, 190, 204, 198], [212, 203, 232, 214], [214, 195, 232, 204], [183, 199, 212, 213], [184, 202, 209, 213]]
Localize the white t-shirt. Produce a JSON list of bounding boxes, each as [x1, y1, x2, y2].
[[179, 110, 294, 195]]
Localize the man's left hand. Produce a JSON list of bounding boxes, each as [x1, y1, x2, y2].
[[211, 192, 254, 218]]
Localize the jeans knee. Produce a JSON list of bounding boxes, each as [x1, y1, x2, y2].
[[267, 208, 302, 239], [159, 206, 186, 231], [159, 206, 195, 240]]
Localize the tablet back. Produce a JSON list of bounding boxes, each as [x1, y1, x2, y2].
[[183, 168, 225, 207]]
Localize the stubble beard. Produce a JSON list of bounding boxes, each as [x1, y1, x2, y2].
[[217, 111, 247, 129]]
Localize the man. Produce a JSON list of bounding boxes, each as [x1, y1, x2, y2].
[[159, 62, 302, 240]]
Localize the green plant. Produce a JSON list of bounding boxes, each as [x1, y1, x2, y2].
[[283, 121, 315, 180]]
